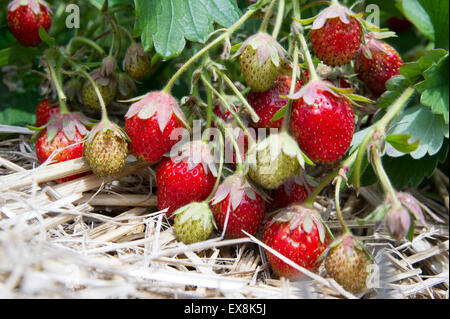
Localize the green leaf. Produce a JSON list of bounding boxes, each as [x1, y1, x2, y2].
[[400, 49, 448, 83], [38, 26, 55, 47], [270, 105, 286, 122], [150, 0, 186, 60], [377, 75, 412, 109], [402, 0, 434, 42], [182, 0, 214, 43], [387, 104, 449, 159], [200, 0, 241, 28], [133, 0, 153, 50], [134, 0, 241, 59], [380, 139, 448, 189], [0, 84, 39, 127], [0, 48, 10, 68], [418, 0, 449, 50], [416, 53, 449, 123], [0, 45, 43, 68], [386, 134, 420, 154]]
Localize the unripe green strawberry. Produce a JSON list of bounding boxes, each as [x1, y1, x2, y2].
[[247, 132, 309, 190], [325, 234, 373, 293], [123, 43, 151, 80], [82, 70, 117, 111], [268, 175, 313, 211], [83, 121, 129, 178], [235, 32, 287, 92], [173, 202, 215, 244]]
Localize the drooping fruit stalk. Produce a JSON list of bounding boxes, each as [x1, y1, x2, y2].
[[272, 0, 285, 40], [352, 86, 415, 191], [259, 0, 277, 34], [79, 68, 130, 178], [200, 73, 256, 147]]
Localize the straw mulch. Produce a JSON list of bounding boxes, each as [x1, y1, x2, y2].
[[0, 133, 448, 299]]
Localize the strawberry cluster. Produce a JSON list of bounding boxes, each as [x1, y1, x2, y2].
[[21, 0, 408, 293]]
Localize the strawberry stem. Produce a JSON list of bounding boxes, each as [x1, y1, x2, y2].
[[200, 74, 257, 147], [334, 175, 351, 234], [204, 71, 214, 142], [215, 116, 245, 172], [214, 68, 260, 123], [295, 27, 319, 81], [370, 145, 402, 209], [64, 56, 110, 122], [292, 0, 319, 81], [118, 24, 136, 45], [206, 130, 225, 203], [352, 86, 415, 191], [45, 54, 69, 114], [162, 6, 259, 94], [260, 0, 278, 33], [67, 36, 106, 56], [281, 44, 299, 132], [303, 150, 358, 208], [110, 17, 122, 60], [272, 0, 285, 40]]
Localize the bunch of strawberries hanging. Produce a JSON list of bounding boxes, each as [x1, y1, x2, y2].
[[7, 0, 408, 294]]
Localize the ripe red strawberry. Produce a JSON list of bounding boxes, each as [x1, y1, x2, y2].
[[156, 141, 217, 219], [354, 34, 403, 95], [35, 112, 91, 183], [210, 174, 266, 238], [35, 99, 59, 127], [235, 32, 287, 92], [247, 75, 303, 129], [309, 3, 362, 66], [125, 91, 186, 164], [268, 175, 313, 212], [263, 204, 330, 278], [7, 0, 52, 47], [290, 79, 355, 164], [213, 103, 234, 123], [387, 16, 412, 34]]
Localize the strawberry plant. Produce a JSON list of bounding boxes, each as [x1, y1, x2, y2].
[[0, 0, 448, 299]]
